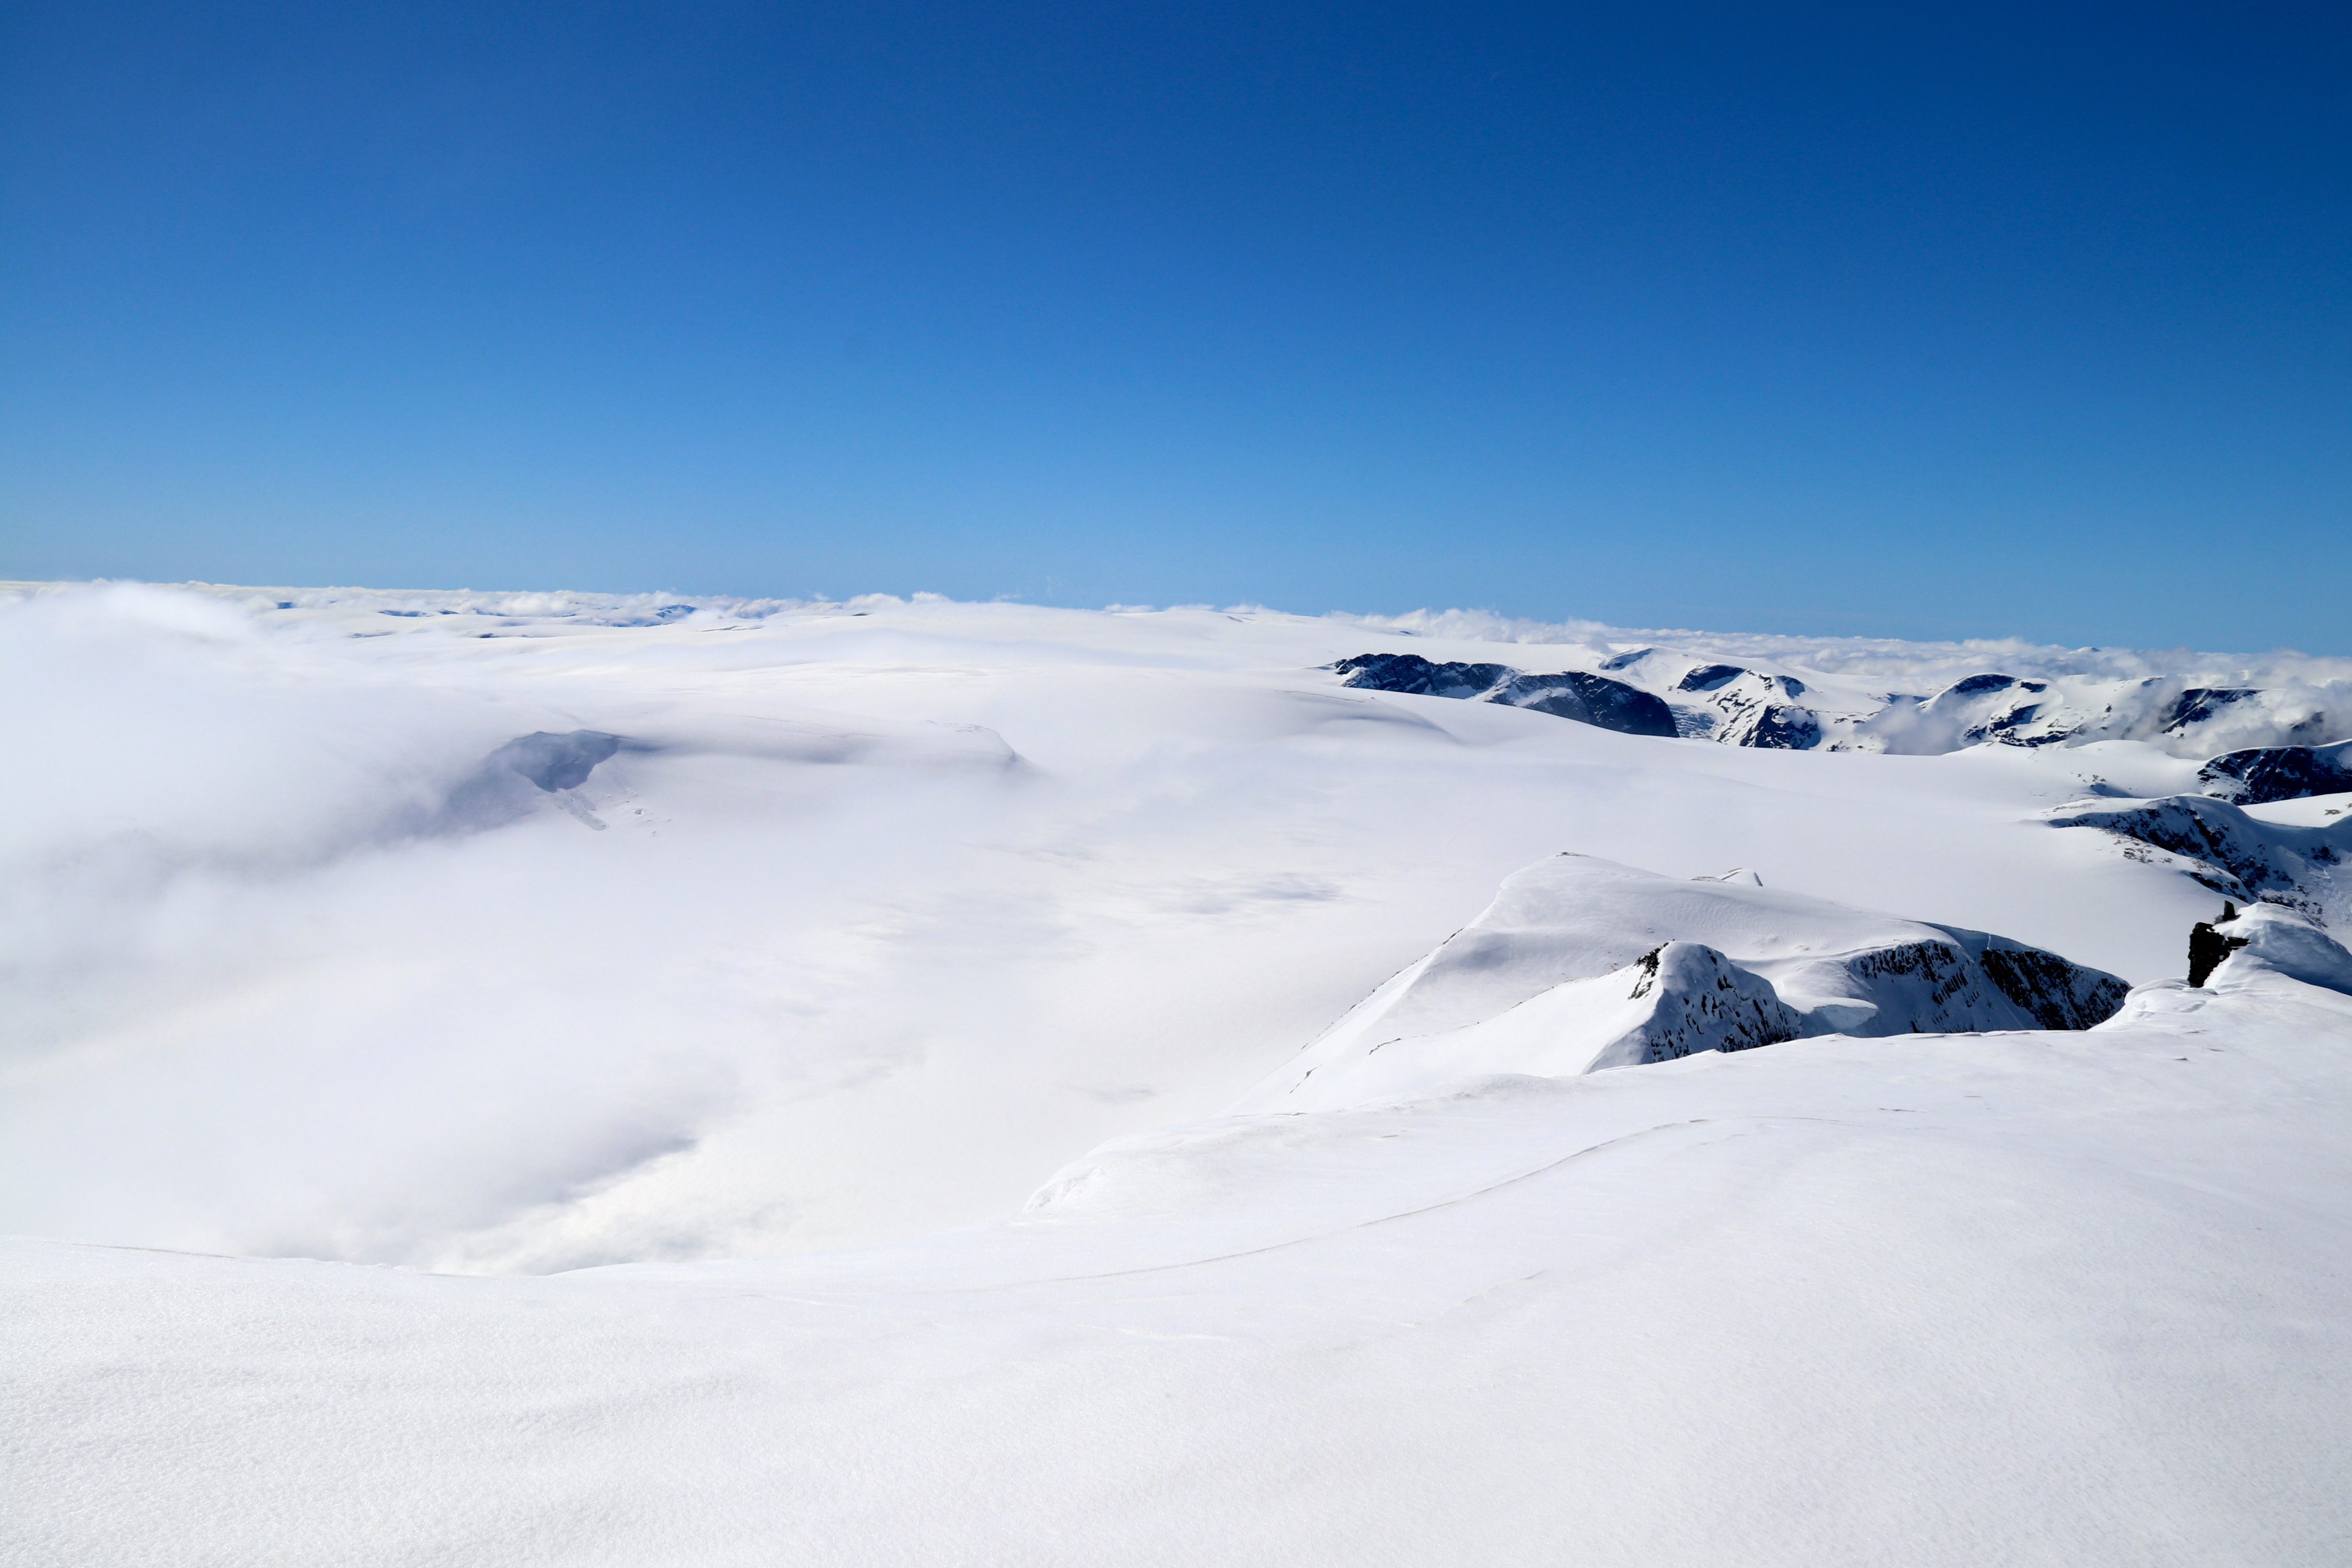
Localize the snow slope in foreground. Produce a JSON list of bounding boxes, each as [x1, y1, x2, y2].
[[10, 969, 2351, 1566]]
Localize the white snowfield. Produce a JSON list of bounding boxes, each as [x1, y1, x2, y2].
[[6, 582, 2352, 1565]]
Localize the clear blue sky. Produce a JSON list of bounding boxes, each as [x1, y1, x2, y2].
[[4, 3, 2346, 650]]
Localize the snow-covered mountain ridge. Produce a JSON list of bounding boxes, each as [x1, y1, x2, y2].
[[1334, 645, 2350, 760], [1236, 853, 2135, 1112], [2047, 793, 2350, 925]]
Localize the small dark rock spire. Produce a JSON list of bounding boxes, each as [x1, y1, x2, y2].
[[2187, 910, 2247, 988]]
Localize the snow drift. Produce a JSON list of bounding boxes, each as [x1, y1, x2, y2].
[[2195, 901, 2352, 996]]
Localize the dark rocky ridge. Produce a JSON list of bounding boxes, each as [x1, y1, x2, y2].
[[1974, 943, 2132, 1028], [1336, 652, 1820, 748], [2162, 688, 2262, 734], [1562, 924, 2129, 1066], [1622, 943, 1804, 1064], [1332, 655, 1677, 737], [492, 731, 626, 792], [1329, 653, 1514, 700], [432, 730, 632, 833], [1676, 664, 1747, 693], [1806, 931, 2129, 1035], [1945, 673, 2030, 699], [2048, 795, 2350, 923], [2197, 741, 2352, 806], [2187, 903, 2246, 987], [1329, 652, 2345, 764]]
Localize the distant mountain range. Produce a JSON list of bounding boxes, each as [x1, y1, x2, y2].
[[1333, 651, 2352, 801]]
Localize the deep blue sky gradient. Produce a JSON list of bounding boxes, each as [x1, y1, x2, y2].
[[4, 2, 2347, 649]]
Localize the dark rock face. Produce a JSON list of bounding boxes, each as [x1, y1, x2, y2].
[[1628, 930, 2128, 1058], [1623, 943, 1806, 1063], [1766, 924, 2129, 1037], [1676, 664, 1747, 693], [1977, 943, 2131, 1028], [2047, 795, 2350, 919], [2161, 687, 2261, 733], [1971, 705, 2067, 746], [2194, 905, 2352, 994], [492, 731, 625, 792], [1342, 655, 2340, 757], [1724, 704, 1822, 750], [1675, 670, 1823, 749], [1846, 939, 1977, 1012], [1334, 656, 1677, 737], [1488, 672, 1679, 736], [1920, 675, 2073, 748], [429, 730, 630, 834], [2187, 904, 2247, 988], [2196, 741, 2352, 805], [1330, 654, 1513, 700]]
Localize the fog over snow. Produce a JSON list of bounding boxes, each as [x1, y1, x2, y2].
[[6, 580, 2351, 1565]]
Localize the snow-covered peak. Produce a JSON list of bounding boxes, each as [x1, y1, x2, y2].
[[2207, 903, 2352, 996], [1335, 643, 2349, 759], [1234, 854, 2128, 1113]]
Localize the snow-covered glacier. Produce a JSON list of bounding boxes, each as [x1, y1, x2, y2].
[[5, 580, 2351, 1566]]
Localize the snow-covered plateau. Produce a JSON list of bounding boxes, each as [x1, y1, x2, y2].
[[5, 581, 2351, 1566]]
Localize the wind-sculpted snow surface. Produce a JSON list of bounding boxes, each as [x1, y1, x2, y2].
[[2204, 903, 2352, 994], [1236, 855, 2128, 1112], [11, 974, 2352, 1566]]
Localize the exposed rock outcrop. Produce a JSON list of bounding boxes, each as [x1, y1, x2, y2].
[[2197, 902, 2352, 995], [2196, 741, 2352, 806], [1327, 651, 2347, 759], [1588, 942, 1806, 1069], [2187, 903, 2244, 987], [1234, 854, 2130, 1113], [2046, 795, 2349, 923], [1332, 655, 1677, 737], [435, 730, 631, 832], [2161, 688, 2263, 735], [493, 731, 625, 792]]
